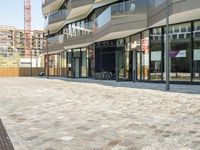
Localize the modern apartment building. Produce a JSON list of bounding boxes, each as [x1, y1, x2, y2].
[[0, 25, 44, 67], [42, 0, 200, 83]]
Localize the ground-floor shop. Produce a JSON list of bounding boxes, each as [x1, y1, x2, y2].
[[45, 20, 200, 83]]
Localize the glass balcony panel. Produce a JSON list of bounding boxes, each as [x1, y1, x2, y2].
[[42, 0, 55, 6], [94, 0, 146, 31], [48, 9, 68, 24], [64, 22, 93, 39], [48, 34, 64, 45]]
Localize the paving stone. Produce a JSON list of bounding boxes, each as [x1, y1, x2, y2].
[[0, 77, 200, 150]]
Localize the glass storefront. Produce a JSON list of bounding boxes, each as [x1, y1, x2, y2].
[[48, 19, 200, 84], [125, 37, 132, 80], [61, 51, 67, 77], [141, 30, 150, 80], [88, 45, 95, 77], [116, 39, 125, 80], [168, 23, 191, 81], [81, 48, 88, 77], [193, 21, 200, 82], [150, 27, 163, 80], [131, 33, 141, 80], [67, 50, 72, 77], [73, 49, 81, 78]]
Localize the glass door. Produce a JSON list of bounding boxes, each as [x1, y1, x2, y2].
[[116, 50, 125, 80], [73, 49, 81, 78], [136, 51, 142, 80], [74, 58, 80, 78]]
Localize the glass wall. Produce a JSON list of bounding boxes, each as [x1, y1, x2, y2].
[[125, 37, 131, 80], [88, 45, 95, 77], [141, 30, 150, 80], [193, 21, 200, 81], [60, 51, 67, 76], [116, 39, 125, 80], [67, 50, 72, 77], [48, 54, 59, 76], [131, 33, 141, 80], [168, 23, 191, 81], [66, 48, 90, 78], [81, 48, 88, 77], [73, 49, 81, 78], [49, 19, 200, 84], [150, 27, 163, 80]]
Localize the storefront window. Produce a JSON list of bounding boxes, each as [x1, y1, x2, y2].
[[193, 21, 200, 81], [81, 48, 88, 77], [61, 51, 67, 77], [116, 39, 125, 80], [150, 27, 163, 80], [67, 50, 72, 77], [73, 49, 81, 78], [141, 30, 150, 80], [88, 45, 95, 77], [131, 33, 141, 80], [48, 54, 58, 76], [167, 23, 191, 81], [125, 37, 131, 80]]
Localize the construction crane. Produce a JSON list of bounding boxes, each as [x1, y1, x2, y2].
[[24, 0, 31, 57]]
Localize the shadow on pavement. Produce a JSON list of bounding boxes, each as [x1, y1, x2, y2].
[[37, 77, 200, 95]]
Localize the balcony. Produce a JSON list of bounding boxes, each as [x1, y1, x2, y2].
[[44, 9, 68, 30], [94, 0, 147, 31], [49, 9, 68, 24], [42, 0, 65, 17], [48, 34, 64, 46], [46, 0, 148, 52], [64, 21, 94, 39], [42, 0, 56, 7]]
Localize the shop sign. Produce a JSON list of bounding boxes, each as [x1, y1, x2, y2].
[[194, 49, 200, 60], [169, 50, 186, 58], [151, 51, 161, 61]]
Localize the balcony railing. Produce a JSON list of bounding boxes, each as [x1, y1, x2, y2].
[[49, 9, 68, 24], [42, 0, 55, 7], [47, 0, 147, 43], [94, 0, 143, 30], [48, 34, 64, 45], [64, 21, 94, 39]]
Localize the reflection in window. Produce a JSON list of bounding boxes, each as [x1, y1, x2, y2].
[[141, 30, 149, 80], [150, 0, 166, 10], [81, 49, 88, 77], [193, 21, 200, 81], [166, 23, 191, 81], [131, 34, 141, 80], [150, 27, 163, 80]]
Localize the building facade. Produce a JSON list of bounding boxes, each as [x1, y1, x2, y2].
[[0, 25, 44, 67], [42, 0, 200, 83]]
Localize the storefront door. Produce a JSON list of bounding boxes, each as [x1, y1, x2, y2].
[[74, 58, 80, 78]]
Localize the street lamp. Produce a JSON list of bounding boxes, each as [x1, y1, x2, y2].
[[165, 0, 170, 91]]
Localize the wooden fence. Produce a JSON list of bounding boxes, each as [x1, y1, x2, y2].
[[0, 67, 44, 77]]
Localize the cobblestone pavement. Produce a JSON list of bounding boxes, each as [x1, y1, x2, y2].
[[0, 77, 200, 150]]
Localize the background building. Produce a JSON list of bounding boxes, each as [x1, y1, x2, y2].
[[0, 25, 44, 68]]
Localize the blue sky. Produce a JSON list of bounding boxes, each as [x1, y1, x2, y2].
[[0, 0, 44, 30]]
